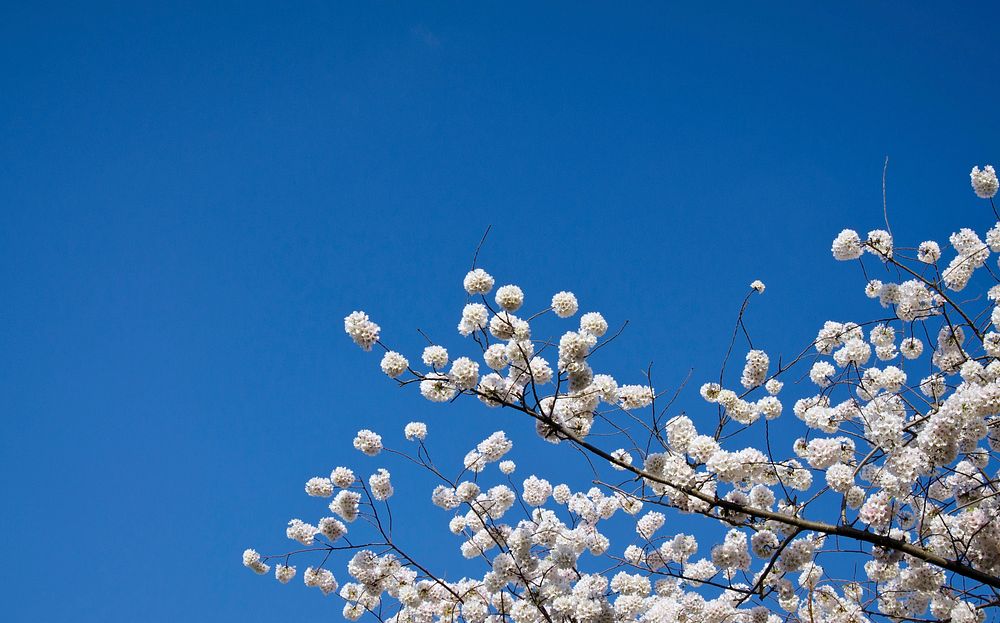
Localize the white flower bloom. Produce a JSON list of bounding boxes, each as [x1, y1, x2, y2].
[[866, 229, 893, 259], [421, 345, 448, 368], [741, 350, 769, 389], [499, 459, 516, 474], [483, 343, 510, 370], [286, 519, 317, 545], [353, 429, 383, 456], [858, 491, 892, 530], [971, 165, 998, 198], [303, 567, 337, 595], [243, 548, 270, 575], [825, 463, 854, 493], [379, 351, 408, 378], [618, 384, 654, 409], [984, 332, 1000, 357], [448, 516, 467, 534], [833, 337, 871, 368], [458, 303, 489, 336], [477, 372, 508, 406], [305, 477, 334, 497], [455, 481, 480, 502], [553, 483, 571, 504], [403, 421, 427, 440], [522, 475, 552, 506], [344, 311, 380, 351], [463, 268, 495, 295], [551, 291, 579, 318], [688, 434, 720, 463], [987, 222, 1000, 252], [900, 337, 923, 359], [582, 374, 615, 404], [431, 485, 460, 510], [846, 486, 865, 509], [369, 468, 393, 500], [832, 229, 863, 260], [330, 490, 361, 522], [951, 227, 988, 258], [918, 240, 941, 263], [809, 361, 836, 387], [343, 603, 363, 619], [318, 517, 347, 541], [700, 382, 721, 402], [636, 511, 665, 540], [580, 312, 608, 337], [275, 564, 296, 583], [449, 356, 480, 389], [420, 372, 457, 402], [623, 544, 644, 564], [684, 558, 718, 583], [330, 466, 355, 488], [750, 279, 765, 293], [757, 395, 782, 420], [527, 356, 553, 384], [488, 312, 527, 340], [751, 531, 779, 558], [610, 448, 634, 470], [475, 431, 513, 463], [495, 284, 524, 311]]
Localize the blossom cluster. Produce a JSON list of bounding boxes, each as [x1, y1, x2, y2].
[[245, 167, 1000, 623]]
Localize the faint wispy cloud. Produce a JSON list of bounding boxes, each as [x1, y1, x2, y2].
[[411, 24, 441, 48]]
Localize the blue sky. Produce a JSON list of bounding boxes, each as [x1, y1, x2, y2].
[[2, 2, 999, 621]]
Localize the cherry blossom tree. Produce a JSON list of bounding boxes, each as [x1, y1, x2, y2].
[[243, 165, 1000, 623]]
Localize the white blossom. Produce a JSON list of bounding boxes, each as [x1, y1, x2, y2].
[[344, 311, 380, 351], [330, 466, 355, 488], [330, 490, 361, 522], [458, 303, 489, 336], [551, 291, 579, 318], [305, 477, 333, 497], [420, 372, 457, 402], [403, 421, 427, 441], [449, 356, 480, 389], [522, 475, 552, 506], [580, 312, 608, 337], [275, 564, 296, 583], [286, 519, 317, 545], [866, 229, 893, 259], [741, 350, 769, 389], [421, 345, 448, 368], [495, 284, 525, 311], [618, 384, 654, 409], [809, 361, 835, 387], [463, 268, 495, 295], [971, 165, 998, 198], [918, 240, 942, 263], [380, 351, 408, 378], [832, 229, 863, 260], [243, 548, 270, 575], [353, 429, 383, 456], [303, 566, 337, 595], [368, 468, 393, 500], [251, 170, 1000, 623]]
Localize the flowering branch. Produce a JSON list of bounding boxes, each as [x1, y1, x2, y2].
[[243, 164, 1000, 623]]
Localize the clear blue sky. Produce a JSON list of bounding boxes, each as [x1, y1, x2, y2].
[[2, 3, 998, 621]]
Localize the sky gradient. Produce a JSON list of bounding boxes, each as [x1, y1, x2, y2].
[[2, 3, 999, 621]]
